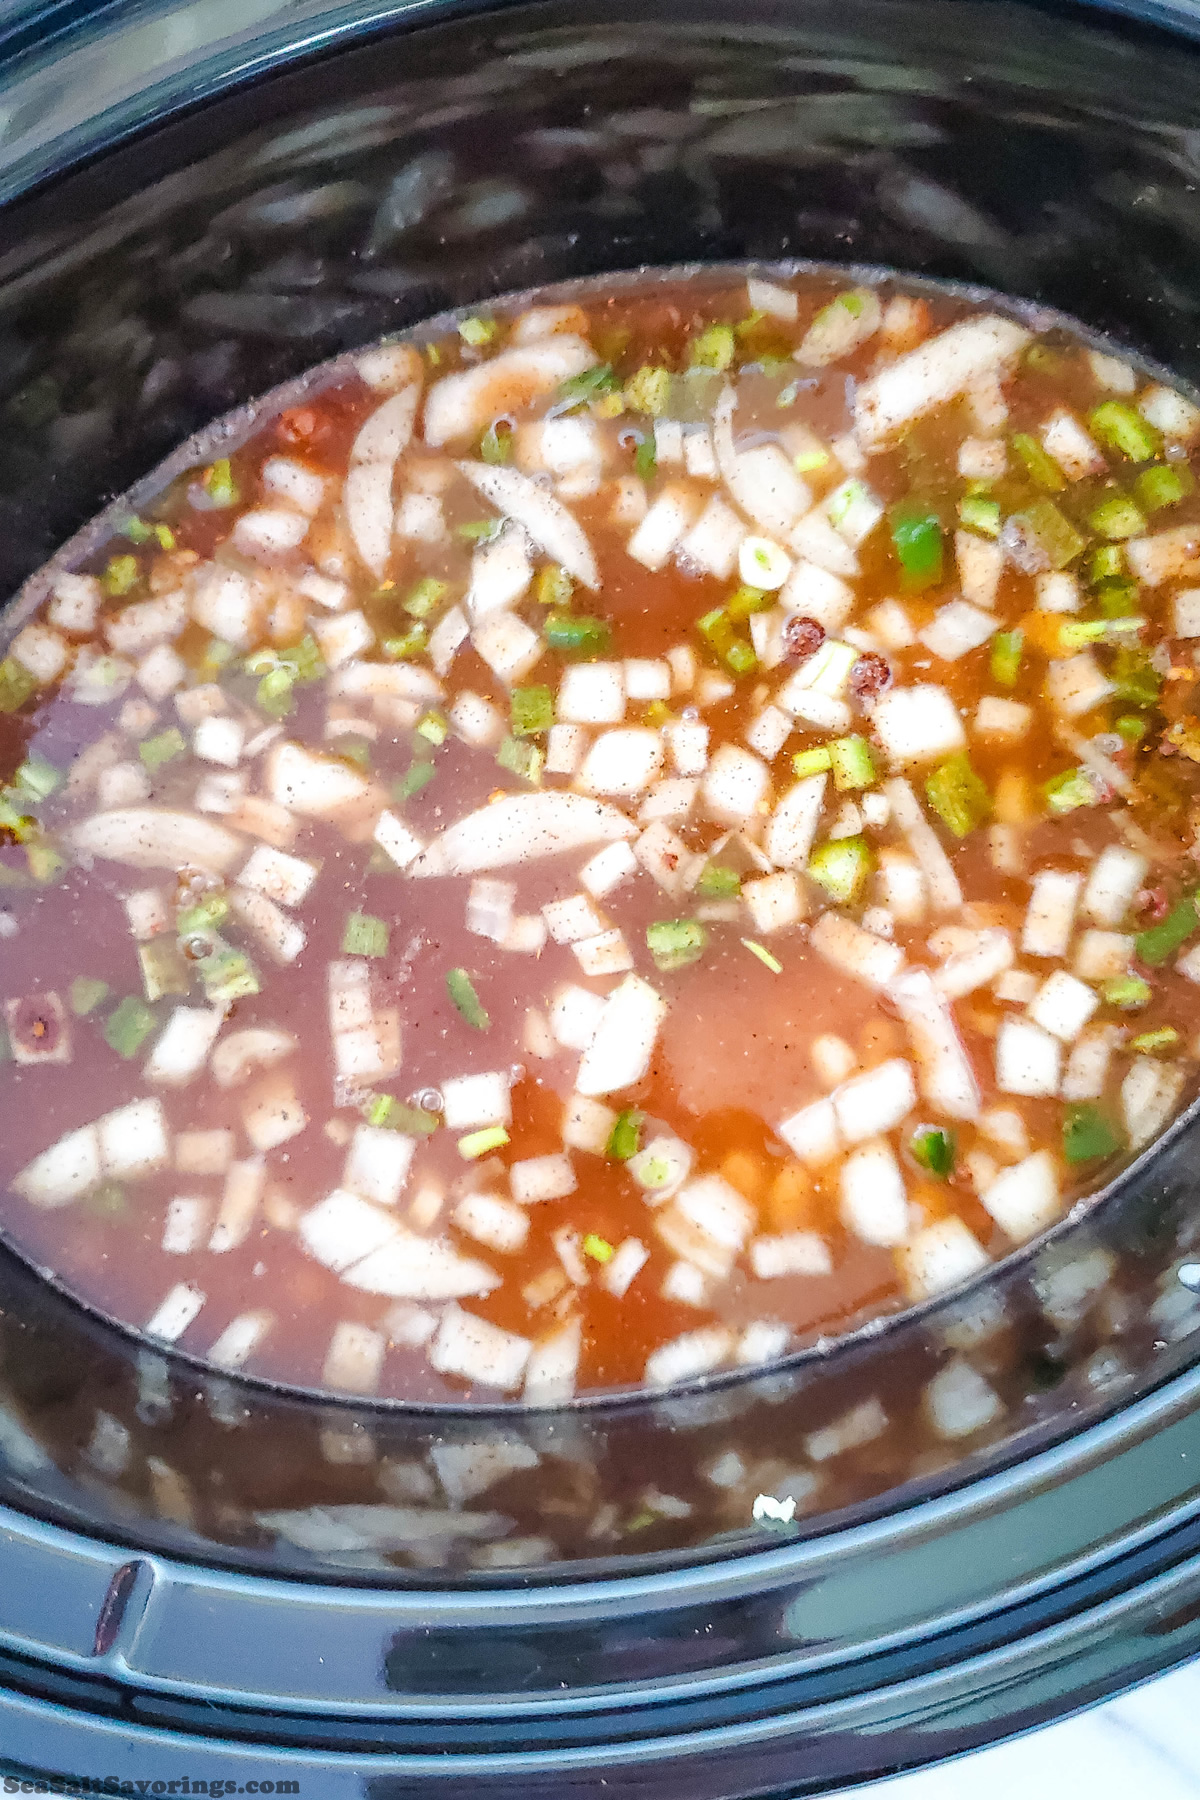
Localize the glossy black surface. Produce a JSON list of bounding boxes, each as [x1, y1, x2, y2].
[[4, 0, 1200, 1791]]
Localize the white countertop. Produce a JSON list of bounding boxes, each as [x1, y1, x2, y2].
[[848, 1658, 1200, 1797]]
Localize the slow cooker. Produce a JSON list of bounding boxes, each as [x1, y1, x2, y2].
[[5, 0, 1200, 1791]]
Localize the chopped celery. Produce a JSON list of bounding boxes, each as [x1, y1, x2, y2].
[[25, 840, 64, 884], [139, 939, 190, 1001], [1095, 578, 1139, 617], [990, 628, 1024, 688], [458, 315, 497, 347], [1135, 895, 1198, 966], [647, 918, 707, 971], [1011, 432, 1066, 491], [342, 911, 389, 957], [583, 1232, 615, 1263], [454, 519, 502, 543], [1090, 545, 1125, 582], [177, 893, 229, 934], [497, 735, 544, 783], [257, 669, 294, 717], [829, 734, 877, 792], [696, 862, 742, 898], [1131, 1026, 1180, 1054], [536, 565, 574, 608], [959, 494, 1001, 537], [14, 754, 59, 802], [139, 728, 186, 773], [726, 584, 771, 621], [511, 684, 554, 736], [696, 607, 755, 675], [404, 577, 448, 620], [890, 506, 944, 589], [0, 790, 34, 841], [446, 966, 490, 1030], [910, 1126, 955, 1177], [556, 364, 618, 406], [741, 937, 783, 973], [1043, 769, 1096, 815], [1089, 401, 1161, 462], [69, 976, 109, 1016], [104, 995, 157, 1059], [102, 554, 140, 597], [689, 323, 735, 372], [643, 700, 673, 727], [123, 516, 152, 543], [0, 660, 36, 713], [792, 746, 833, 777], [792, 443, 829, 469], [1057, 619, 1109, 651], [393, 760, 435, 802], [807, 835, 873, 904], [624, 365, 671, 416], [480, 421, 512, 464], [544, 611, 611, 659], [202, 458, 238, 506], [416, 710, 448, 747], [724, 638, 757, 676], [1136, 462, 1193, 510], [154, 523, 176, 551], [1116, 713, 1148, 743], [1062, 1103, 1122, 1164], [925, 754, 991, 838], [1103, 974, 1152, 1009], [383, 625, 429, 661], [606, 1108, 643, 1161], [1088, 495, 1147, 539], [634, 435, 657, 482], [368, 1094, 439, 1134], [196, 945, 259, 1003], [1012, 498, 1084, 569], [458, 1125, 509, 1158], [1110, 645, 1161, 708]]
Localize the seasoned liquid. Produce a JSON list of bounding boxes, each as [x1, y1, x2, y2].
[[1, 268, 1200, 1402]]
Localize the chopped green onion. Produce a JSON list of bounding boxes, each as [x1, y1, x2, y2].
[[139, 728, 186, 773], [1095, 578, 1139, 617], [624, 365, 671, 416], [696, 607, 755, 676], [416, 710, 448, 747], [383, 625, 429, 661], [634, 435, 657, 482], [792, 746, 833, 777], [726, 583, 771, 621], [1103, 974, 1152, 1009], [0, 660, 36, 713], [910, 1126, 955, 1178], [14, 754, 59, 803], [583, 1232, 615, 1264], [890, 505, 944, 589], [176, 893, 229, 934], [197, 944, 260, 1003], [1043, 768, 1096, 815], [606, 1109, 643, 1161], [511, 684, 554, 736], [458, 1125, 509, 1159], [154, 523, 176, 551], [1136, 462, 1194, 511], [446, 966, 490, 1030], [1131, 1026, 1180, 1054], [497, 735, 544, 784], [1062, 1102, 1123, 1164], [1057, 619, 1109, 650], [403, 577, 448, 620], [1135, 895, 1198, 966], [104, 995, 157, 1059], [807, 835, 873, 904], [990, 628, 1024, 688], [544, 611, 612, 659], [1088, 495, 1147, 540], [458, 315, 497, 348], [367, 1094, 440, 1134], [342, 911, 389, 958], [454, 518, 502, 543], [925, 753, 991, 838], [1110, 645, 1161, 708], [696, 862, 742, 898], [647, 918, 707, 971], [1011, 498, 1084, 569], [69, 976, 109, 1016], [202, 458, 238, 506], [958, 495, 1002, 537], [480, 420, 512, 464], [393, 760, 436, 802], [556, 364, 618, 406], [829, 734, 877, 792], [256, 669, 294, 717], [689, 323, 735, 372], [741, 937, 783, 974], [1011, 432, 1066, 491], [1089, 401, 1161, 462], [102, 554, 140, 597], [792, 446, 830, 471], [1116, 713, 1148, 743], [123, 516, 152, 543], [535, 565, 574, 608]]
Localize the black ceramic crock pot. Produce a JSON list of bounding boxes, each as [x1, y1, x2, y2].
[[6, 0, 1200, 1792]]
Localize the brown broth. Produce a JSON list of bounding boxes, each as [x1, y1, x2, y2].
[[1, 267, 1199, 1403]]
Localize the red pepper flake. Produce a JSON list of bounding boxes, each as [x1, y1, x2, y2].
[[849, 652, 893, 700], [782, 616, 826, 662]]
